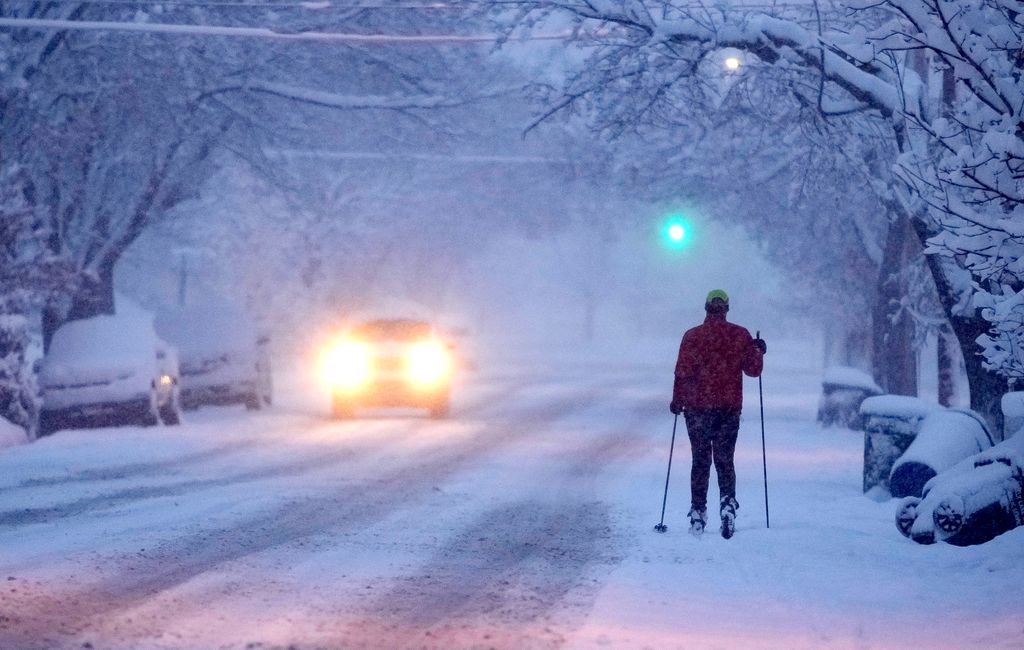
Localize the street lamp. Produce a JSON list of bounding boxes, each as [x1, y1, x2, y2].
[[724, 56, 741, 71]]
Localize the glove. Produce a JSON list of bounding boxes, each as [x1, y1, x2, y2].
[[753, 338, 767, 354], [670, 400, 683, 415]]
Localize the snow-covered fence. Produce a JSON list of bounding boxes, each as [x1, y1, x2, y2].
[[889, 410, 993, 499], [817, 366, 883, 430], [860, 396, 943, 496]]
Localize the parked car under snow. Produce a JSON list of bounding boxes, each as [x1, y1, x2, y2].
[[156, 303, 272, 411], [895, 431, 1024, 546], [38, 314, 182, 435]]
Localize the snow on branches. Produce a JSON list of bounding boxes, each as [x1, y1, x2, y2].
[[490, 0, 1024, 383]]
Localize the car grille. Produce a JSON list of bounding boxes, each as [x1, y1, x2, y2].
[[374, 356, 403, 373]]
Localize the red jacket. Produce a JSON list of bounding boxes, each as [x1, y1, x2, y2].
[[673, 313, 763, 410]]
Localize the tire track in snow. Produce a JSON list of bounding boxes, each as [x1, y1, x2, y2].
[[14, 438, 265, 489], [335, 502, 618, 650], [0, 376, 551, 527], [6, 372, 539, 496], [319, 414, 655, 649], [0, 379, 634, 648]]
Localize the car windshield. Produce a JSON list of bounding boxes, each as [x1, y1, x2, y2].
[[351, 320, 432, 341]]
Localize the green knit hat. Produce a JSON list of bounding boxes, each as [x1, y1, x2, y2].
[[706, 289, 729, 305]]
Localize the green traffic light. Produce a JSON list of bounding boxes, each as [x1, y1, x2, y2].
[[663, 216, 691, 249]]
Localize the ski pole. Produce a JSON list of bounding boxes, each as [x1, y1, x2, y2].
[[757, 330, 770, 529], [654, 413, 679, 533]]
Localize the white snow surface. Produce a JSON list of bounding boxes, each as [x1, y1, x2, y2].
[[822, 365, 882, 392], [893, 410, 991, 469], [0, 336, 1021, 649], [1003, 392, 1024, 437], [860, 394, 944, 420], [0, 416, 28, 449]]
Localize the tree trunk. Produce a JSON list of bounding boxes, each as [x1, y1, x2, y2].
[[872, 214, 918, 396], [937, 329, 958, 407], [42, 261, 116, 351], [911, 218, 1009, 438]]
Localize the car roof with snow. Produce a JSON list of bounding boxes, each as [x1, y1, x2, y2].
[[48, 314, 161, 360]]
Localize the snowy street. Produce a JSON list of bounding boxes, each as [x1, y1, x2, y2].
[[1, 340, 1021, 650]]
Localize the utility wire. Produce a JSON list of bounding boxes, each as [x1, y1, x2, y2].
[[0, 15, 602, 42], [1, 0, 464, 7]]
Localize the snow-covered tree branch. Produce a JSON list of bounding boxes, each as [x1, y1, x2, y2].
[[488, 0, 1023, 430]]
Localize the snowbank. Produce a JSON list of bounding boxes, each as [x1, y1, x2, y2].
[[822, 365, 882, 392], [860, 394, 943, 421], [0, 416, 29, 449]]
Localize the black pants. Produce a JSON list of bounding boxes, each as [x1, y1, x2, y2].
[[684, 408, 741, 512]]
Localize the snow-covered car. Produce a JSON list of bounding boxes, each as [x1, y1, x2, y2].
[[155, 303, 272, 411], [896, 431, 1024, 546], [322, 318, 453, 419], [38, 314, 182, 435]]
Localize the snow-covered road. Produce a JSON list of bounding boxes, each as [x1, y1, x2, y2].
[[1, 339, 1021, 649]]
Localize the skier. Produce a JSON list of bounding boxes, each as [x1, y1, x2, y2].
[[670, 289, 766, 538]]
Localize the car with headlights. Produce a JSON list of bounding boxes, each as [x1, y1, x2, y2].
[[155, 302, 272, 411], [322, 318, 454, 418], [37, 314, 181, 436]]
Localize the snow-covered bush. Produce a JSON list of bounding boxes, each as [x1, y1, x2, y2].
[[0, 313, 37, 438], [0, 415, 29, 449]]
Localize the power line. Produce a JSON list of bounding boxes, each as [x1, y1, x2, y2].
[[268, 149, 570, 164], [0, 0, 463, 8], [0, 15, 606, 43]]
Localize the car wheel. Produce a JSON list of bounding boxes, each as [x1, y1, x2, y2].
[[244, 391, 262, 411], [140, 408, 159, 427], [259, 362, 273, 407], [429, 396, 450, 419], [159, 401, 182, 426], [156, 391, 181, 426], [37, 410, 61, 437]]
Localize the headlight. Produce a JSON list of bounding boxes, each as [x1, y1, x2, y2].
[[405, 340, 451, 387], [322, 340, 372, 388]]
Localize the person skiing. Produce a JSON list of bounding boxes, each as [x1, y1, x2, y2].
[[670, 289, 766, 538]]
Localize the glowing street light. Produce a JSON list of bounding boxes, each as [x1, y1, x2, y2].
[[724, 56, 741, 71]]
